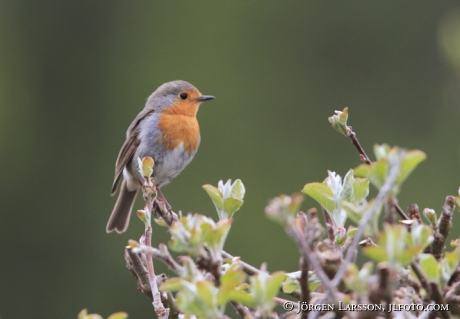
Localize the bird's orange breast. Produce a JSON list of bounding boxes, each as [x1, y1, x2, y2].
[[158, 104, 200, 153]]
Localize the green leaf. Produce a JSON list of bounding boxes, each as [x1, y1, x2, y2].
[[220, 264, 246, 286], [363, 246, 388, 263], [227, 290, 255, 307], [419, 254, 440, 281], [423, 208, 437, 226], [347, 226, 358, 239], [443, 246, 460, 278], [344, 262, 374, 295], [153, 217, 168, 227], [373, 144, 391, 161], [136, 209, 148, 224], [370, 160, 388, 189], [217, 284, 233, 306], [265, 272, 286, 300], [309, 280, 321, 292], [223, 198, 244, 217], [354, 163, 371, 178], [107, 313, 129, 319], [196, 281, 216, 308], [302, 182, 335, 212], [328, 107, 350, 136], [399, 245, 425, 267], [411, 224, 434, 247], [282, 276, 299, 294], [353, 178, 369, 202], [230, 179, 245, 200], [78, 309, 88, 319], [339, 170, 355, 202], [176, 289, 212, 318], [202, 184, 223, 210], [78, 310, 104, 319], [139, 156, 154, 178], [397, 150, 426, 184], [355, 161, 387, 189], [160, 278, 184, 291]]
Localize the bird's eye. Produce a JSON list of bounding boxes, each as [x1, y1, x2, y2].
[[179, 93, 188, 100]]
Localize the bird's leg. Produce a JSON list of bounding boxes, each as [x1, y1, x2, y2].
[[153, 187, 176, 226], [156, 188, 172, 211]]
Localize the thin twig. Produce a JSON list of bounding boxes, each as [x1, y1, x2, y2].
[[392, 200, 410, 221], [222, 251, 263, 276], [428, 196, 455, 261], [125, 247, 153, 300], [299, 257, 310, 319], [429, 282, 451, 319], [377, 264, 392, 319], [222, 251, 301, 299], [165, 291, 180, 319], [230, 301, 254, 319], [346, 129, 409, 221], [139, 179, 169, 319], [134, 243, 183, 274], [410, 259, 432, 298], [330, 150, 405, 287], [348, 131, 372, 165], [408, 204, 422, 224], [289, 224, 340, 304], [145, 224, 169, 319], [155, 188, 178, 227], [445, 281, 460, 316], [321, 207, 335, 242]]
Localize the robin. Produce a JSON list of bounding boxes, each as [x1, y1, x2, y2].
[[107, 80, 215, 233]]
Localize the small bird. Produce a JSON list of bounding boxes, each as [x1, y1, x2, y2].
[[107, 80, 215, 233]]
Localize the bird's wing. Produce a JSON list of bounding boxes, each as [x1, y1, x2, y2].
[[110, 109, 153, 195]]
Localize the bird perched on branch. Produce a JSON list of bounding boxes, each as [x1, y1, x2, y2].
[[107, 80, 215, 233]]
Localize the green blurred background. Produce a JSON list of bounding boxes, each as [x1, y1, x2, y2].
[[2, 1, 460, 318]]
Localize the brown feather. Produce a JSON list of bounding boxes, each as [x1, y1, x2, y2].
[[110, 110, 153, 195], [107, 180, 138, 233], [110, 135, 140, 195]]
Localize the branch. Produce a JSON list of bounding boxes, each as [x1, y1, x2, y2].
[[392, 200, 410, 221], [155, 188, 178, 227], [134, 243, 183, 274], [429, 282, 451, 319], [288, 223, 340, 304], [428, 196, 455, 261], [347, 131, 372, 165], [344, 125, 409, 221], [230, 301, 254, 319], [378, 265, 392, 319], [321, 207, 335, 242], [330, 150, 405, 287], [221, 251, 260, 276], [299, 257, 310, 319], [410, 259, 432, 299], [125, 246, 153, 301], [136, 171, 170, 319], [144, 224, 169, 319], [445, 281, 460, 316], [408, 204, 422, 224], [222, 251, 301, 299]]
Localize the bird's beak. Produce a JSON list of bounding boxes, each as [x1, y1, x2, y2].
[[196, 95, 215, 102]]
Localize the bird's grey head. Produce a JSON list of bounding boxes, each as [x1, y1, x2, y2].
[[146, 80, 199, 112]]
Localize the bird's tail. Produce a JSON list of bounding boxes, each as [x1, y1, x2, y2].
[[106, 180, 138, 233]]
